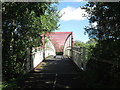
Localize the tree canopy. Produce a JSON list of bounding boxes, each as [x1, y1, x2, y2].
[[2, 2, 60, 82], [83, 3, 120, 86], [83, 2, 120, 61], [84, 2, 120, 41]]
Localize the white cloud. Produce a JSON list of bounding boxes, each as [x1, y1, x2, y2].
[[59, 6, 87, 21]]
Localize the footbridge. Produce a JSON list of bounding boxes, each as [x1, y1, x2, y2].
[[19, 32, 116, 89], [19, 32, 89, 89], [29, 32, 87, 71]]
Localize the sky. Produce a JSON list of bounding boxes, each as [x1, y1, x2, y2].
[[55, 2, 90, 43]]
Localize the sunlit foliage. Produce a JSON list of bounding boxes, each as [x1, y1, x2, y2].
[[2, 2, 60, 84]]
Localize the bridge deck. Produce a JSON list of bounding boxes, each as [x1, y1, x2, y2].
[[34, 55, 82, 74], [20, 55, 87, 89]]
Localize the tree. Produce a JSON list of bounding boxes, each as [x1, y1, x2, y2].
[[74, 40, 86, 47], [83, 2, 120, 61], [83, 3, 120, 86], [2, 2, 60, 82], [74, 39, 97, 60]]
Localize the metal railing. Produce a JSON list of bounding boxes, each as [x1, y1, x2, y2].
[[72, 46, 87, 71], [25, 39, 56, 71]]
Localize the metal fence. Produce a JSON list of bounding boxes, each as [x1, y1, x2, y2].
[[72, 46, 87, 71], [26, 37, 56, 72]]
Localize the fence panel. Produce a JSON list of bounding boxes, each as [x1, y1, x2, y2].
[[72, 46, 87, 71]]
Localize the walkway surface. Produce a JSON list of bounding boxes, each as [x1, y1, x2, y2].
[[20, 55, 87, 89], [18, 55, 117, 89]]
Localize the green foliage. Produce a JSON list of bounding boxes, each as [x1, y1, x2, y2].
[[74, 39, 97, 60], [86, 39, 97, 60], [84, 2, 120, 40], [74, 40, 87, 47], [83, 2, 120, 86], [83, 2, 120, 61], [2, 2, 60, 85]]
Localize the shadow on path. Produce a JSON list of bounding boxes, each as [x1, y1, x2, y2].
[[18, 55, 118, 89], [19, 55, 87, 89]]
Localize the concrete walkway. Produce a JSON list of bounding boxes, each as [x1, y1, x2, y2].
[[20, 55, 87, 89]]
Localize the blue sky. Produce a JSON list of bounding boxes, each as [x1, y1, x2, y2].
[[55, 2, 90, 43]]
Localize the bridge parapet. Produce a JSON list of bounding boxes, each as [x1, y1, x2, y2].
[[32, 37, 56, 68], [63, 32, 73, 57], [26, 32, 73, 71], [72, 46, 87, 71]]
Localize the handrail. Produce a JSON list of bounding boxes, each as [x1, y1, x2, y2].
[[71, 46, 87, 71], [72, 49, 81, 54]]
